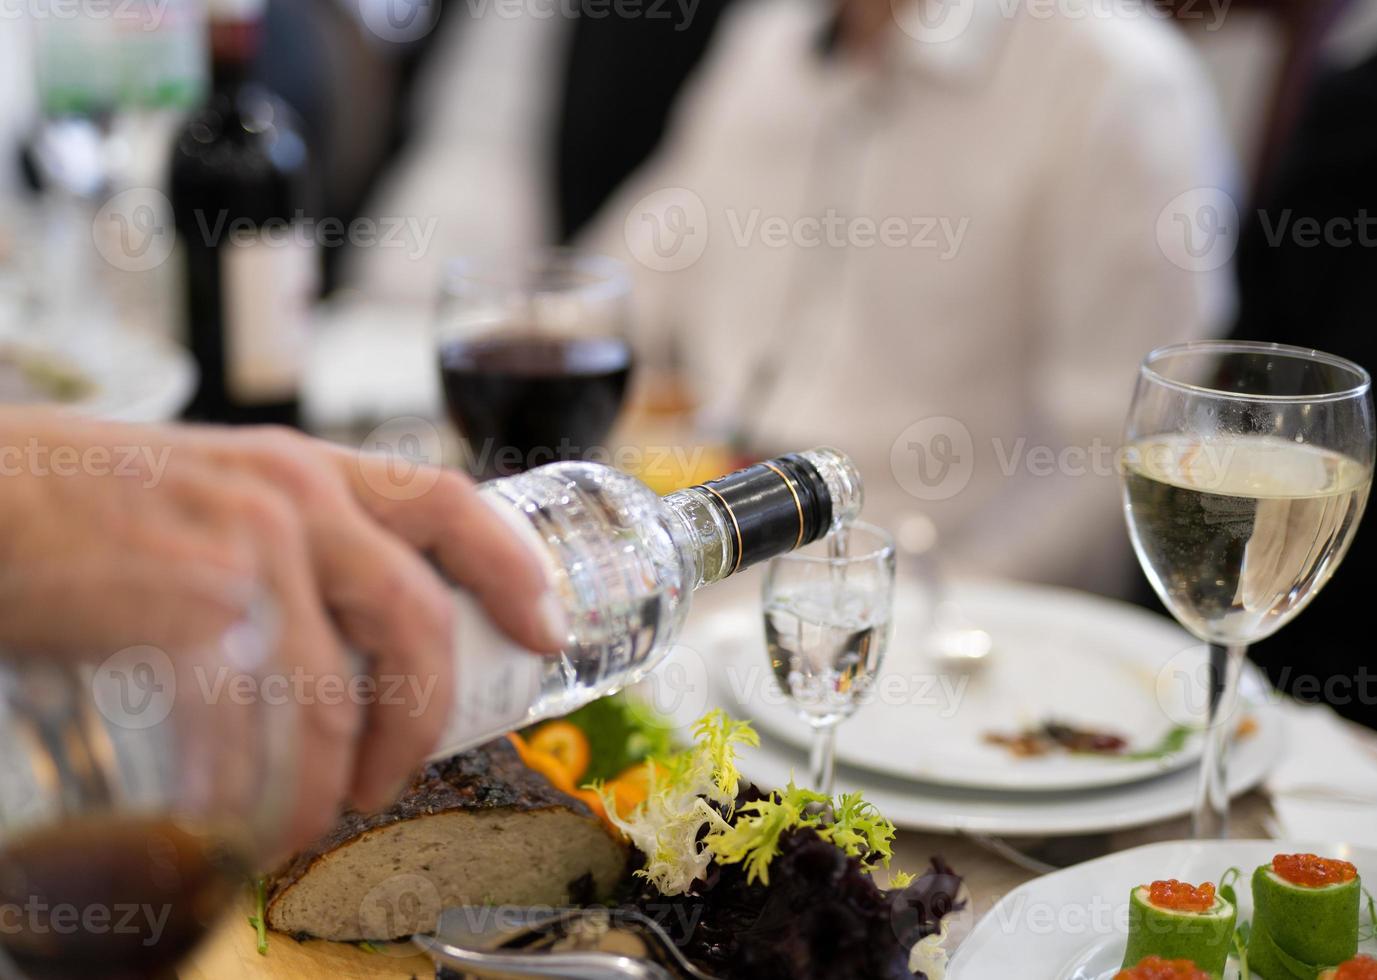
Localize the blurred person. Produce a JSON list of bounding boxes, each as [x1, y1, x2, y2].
[[347, 0, 1236, 593], [1226, 27, 1377, 729], [577, 0, 1238, 593], [0, 410, 566, 851], [344, 0, 738, 300]]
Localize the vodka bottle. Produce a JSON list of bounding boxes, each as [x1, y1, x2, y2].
[[435, 448, 863, 755]]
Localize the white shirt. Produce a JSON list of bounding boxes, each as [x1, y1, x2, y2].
[[579, 0, 1238, 593], [347, 0, 1237, 594]]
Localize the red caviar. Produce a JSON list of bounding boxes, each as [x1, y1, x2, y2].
[[1332, 955, 1377, 980], [1114, 956, 1211, 980], [1145, 879, 1217, 912], [1272, 853, 1358, 888]]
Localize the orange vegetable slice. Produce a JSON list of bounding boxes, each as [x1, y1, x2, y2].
[[523, 749, 575, 795], [529, 721, 592, 783], [605, 760, 662, 816]]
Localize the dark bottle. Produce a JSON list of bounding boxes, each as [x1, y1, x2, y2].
[[170, 0, 315, 426]]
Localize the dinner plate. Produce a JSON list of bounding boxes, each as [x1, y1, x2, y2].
[[948, 839, 1377, 979], [653, 642, 1284, 836], [685, 579, 1209, 792], [0, 326, 196, 422]]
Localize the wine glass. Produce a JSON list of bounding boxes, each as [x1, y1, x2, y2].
[[1122, 341, 1373, 838], [435, 250, 634, 479], [0, 595, 293, 979], [762, 523, 896, 797]]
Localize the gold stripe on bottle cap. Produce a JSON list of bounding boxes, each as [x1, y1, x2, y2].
[[699, 483, 745, 575], [761, 462, 806, 550]]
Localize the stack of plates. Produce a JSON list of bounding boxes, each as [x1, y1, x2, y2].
[[656, 579, 1284, 837]]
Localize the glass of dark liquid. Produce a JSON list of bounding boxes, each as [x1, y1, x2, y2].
[[436, 250, 634, 479], [0, 597, 293, 980]]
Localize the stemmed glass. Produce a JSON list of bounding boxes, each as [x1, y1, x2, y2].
[[435, 250, 634, 480], [762, 523, 896, 797], [1121, 341, 1373, 838]]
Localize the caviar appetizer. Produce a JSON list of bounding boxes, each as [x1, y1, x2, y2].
[[1249, 853, 1362, 979], [1115, 956, 1212, 980], [1121, 878, 1236, 977], [1320, 955, 1377, 980]]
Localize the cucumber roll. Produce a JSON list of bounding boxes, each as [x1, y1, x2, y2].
[[1249, 854, 1362, 980], [1122, 880, 1237, 977]]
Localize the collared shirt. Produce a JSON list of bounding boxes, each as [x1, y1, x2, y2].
[[581, 0, 1238, 593]]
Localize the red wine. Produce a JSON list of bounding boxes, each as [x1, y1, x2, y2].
[[439, 334, 633, 477], [169, 0, 315, 427], [0, 817, 249, 980]]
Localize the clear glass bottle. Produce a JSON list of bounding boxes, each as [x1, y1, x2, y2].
[[436, 448, 863, 756]]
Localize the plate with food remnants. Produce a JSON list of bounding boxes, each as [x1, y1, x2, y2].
[[687, 579, 1278, 793], [0, 330, 195, 422], [949, 839, 1377, 979]]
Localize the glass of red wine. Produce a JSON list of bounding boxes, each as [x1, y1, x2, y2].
[[436, 250, 634, 479], [0, 596, 294, 980]]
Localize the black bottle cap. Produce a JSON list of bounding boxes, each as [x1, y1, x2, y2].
[[692, 453, 834, 574]]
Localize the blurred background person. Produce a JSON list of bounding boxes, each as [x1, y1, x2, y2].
[[345, 0, 738, 301], [1218, 11, 1377, 728], [577, 0, 1238, 593], [349, 0, 1239, 594]]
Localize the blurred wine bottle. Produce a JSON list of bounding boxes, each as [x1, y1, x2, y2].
[[170, 0, 315, 426]]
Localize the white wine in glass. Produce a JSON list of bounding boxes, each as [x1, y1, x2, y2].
[[1122, 342, 1373, 839]]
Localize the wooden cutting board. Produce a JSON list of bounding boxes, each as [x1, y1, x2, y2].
[[179, 894, 433, 980]]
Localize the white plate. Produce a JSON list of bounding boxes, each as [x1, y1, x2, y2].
[[654, 643, 1283, 836], [949, 839, 1377, 979], [1, 327, 196, 423], [690, 580, 1208, 792]]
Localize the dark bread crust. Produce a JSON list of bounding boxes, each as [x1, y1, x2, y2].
[[266, 738, 603, 912]]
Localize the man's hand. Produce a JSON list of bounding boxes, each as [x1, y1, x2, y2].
[[0, 411, 566, 853]]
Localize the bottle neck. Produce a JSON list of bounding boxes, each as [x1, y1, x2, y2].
[[663, 449, 863, 590], [209, 18, 261, 90]]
